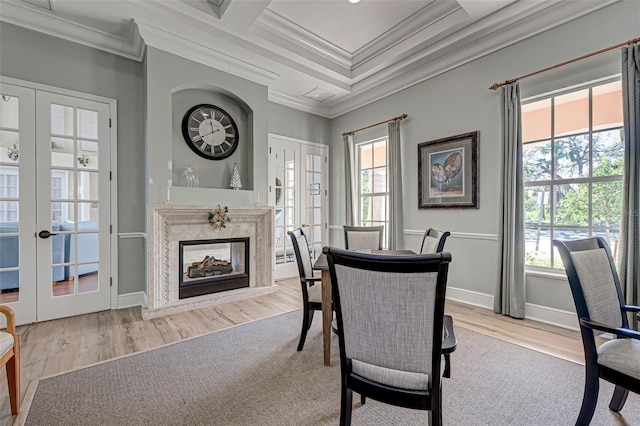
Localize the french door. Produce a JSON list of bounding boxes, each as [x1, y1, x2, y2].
[[269, 134, 328, 280], [0, 82, 112, 324]]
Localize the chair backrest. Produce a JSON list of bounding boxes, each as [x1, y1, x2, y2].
[[325, 247, 452, 390], [553, 237, 628, 332], [288, 228, 313, 280], [343, 225, 384, 250], [420, 228, 451, 254]]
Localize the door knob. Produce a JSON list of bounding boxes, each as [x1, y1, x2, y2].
[[38, 230, 58, 239]]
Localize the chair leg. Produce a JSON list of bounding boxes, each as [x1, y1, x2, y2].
[[360, 394, 366, 405], [297, 308, 311, 351], [576, 367, 599, 426], [340, 386, 353, 426], [6, 354, 19, 415], [443, 353, 451, 378], [307, 309, 314, 329], [608, 385, 629, 412]]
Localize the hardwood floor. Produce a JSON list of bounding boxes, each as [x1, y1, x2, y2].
[[0, 277, 586, 425]]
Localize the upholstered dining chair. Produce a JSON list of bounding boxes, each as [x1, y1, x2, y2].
[[288, 228, 323, 351], [324, 247, 456, 426], [343, 225, 384, 251], [420, 228, 451, 254], [0, 305, 20, 414], [553, 237, 639, 425]]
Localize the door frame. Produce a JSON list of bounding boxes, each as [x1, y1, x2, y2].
[[1, 76, 119, 316], [268, 133, 329, 280]]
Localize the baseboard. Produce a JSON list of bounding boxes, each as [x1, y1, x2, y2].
[[117, 291, 147, 309], [446, 287, 578, 331], [524, 302, 579, 331], [446, 286, 493, 310]]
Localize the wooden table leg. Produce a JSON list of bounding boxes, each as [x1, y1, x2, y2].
[[321, 269, 332, 366]]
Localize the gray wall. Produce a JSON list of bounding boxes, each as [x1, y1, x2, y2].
[[0, 21, 146, 295], [268, 102, 331, 144], [329, 0, 639, 311]]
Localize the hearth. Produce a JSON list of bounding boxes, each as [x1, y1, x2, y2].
[[179, 237, 249, 299]]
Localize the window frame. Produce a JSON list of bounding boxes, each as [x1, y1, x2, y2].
[[522, 77, 624, 271], [355, 137, 389, 248]]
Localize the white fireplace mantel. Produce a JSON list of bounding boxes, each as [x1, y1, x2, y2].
[[143, 204, 276, 319]]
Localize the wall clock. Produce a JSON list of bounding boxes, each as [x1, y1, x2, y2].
[[181, 104, 239, 160]]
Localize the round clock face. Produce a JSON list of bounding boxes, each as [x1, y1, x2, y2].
[[181, 104, 239, 160]]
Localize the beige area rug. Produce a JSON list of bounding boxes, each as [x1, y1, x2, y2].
[[25, 310, 639, 425]]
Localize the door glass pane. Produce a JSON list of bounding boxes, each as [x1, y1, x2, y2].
[[0, 95, 19, 129], [1, 131, 20, 164], [77, 140, 98, 171], [77, 171, 99, 200], [78, 264, 99, 294], [51, 137, 75, 168], [77, 109, 98, 139], [51, 104, 74, 136], [51, 169, 73, 200], [52, 201, 74, 224]]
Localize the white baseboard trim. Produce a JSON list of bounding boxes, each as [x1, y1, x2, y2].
[[446, 286, 493, 309], [117, 291, 147, 309], [446, 287, 578, 331], [524, 302, 579, 331]]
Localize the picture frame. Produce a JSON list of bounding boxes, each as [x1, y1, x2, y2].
[[418, 131, 479, 209]]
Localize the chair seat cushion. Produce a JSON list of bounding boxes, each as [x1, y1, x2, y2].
[[0, 331, 14, 358], [598, 338, 640, 380], [308, 282, 323, 304], [352, 359, 430, 390]]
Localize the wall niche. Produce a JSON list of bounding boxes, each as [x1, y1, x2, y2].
[[171, 87, 253, 191]]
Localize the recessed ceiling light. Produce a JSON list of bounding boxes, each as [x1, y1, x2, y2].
[[349, 0, 361, 4]]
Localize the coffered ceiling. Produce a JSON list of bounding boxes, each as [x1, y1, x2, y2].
[[0, 0, 619, 117]]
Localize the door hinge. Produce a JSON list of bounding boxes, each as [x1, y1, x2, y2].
[[325, 156, 327, 163], [109, 171, 112, 180], [110, 277, 113, 287], [269, 185, 272, 193], [109, 118, 112, 128], [325, 223, 328, 229], [110, 225, 113, 234], [325, 189, 327, 196], [269, 147, 272, 154]]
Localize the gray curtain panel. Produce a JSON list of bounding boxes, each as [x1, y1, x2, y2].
[[344, 134, 356, 226], [620, 44, 640, 328], [494, 82, 526, 318], [388, 120, 404, 250]]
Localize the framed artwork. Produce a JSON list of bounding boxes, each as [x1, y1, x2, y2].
[[418, 131, 479, 208]]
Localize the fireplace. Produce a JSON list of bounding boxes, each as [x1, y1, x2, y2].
[[179, 237, 249, 299], [143, 204, 276, 320]]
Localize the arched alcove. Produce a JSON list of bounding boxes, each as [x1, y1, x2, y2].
[[171, 85, 253, 190]]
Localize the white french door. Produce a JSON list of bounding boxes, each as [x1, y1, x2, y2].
[[0, 82, 112, 324], [269, 134, 328, 280]]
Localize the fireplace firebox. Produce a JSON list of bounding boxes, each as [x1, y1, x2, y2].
[[179, 237, 249, 299]]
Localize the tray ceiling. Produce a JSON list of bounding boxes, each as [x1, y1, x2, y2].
[[0, 0, 620, 117]]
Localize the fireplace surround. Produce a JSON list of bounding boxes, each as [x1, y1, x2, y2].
[[143, 204, 275, 319]]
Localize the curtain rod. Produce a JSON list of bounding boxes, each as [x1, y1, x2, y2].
[[488, 37, 640, 90], [342, 114, 408, 136]]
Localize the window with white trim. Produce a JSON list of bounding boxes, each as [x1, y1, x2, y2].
[[356, 137, 388, 248], [522, 79, 624, 269]]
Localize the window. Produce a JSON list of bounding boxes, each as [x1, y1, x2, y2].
[[357, 138, 388, 247], [522, 79, 624, 269]]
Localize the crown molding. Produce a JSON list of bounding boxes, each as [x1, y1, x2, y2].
[[0, 0, 144, 60], [327, 0, 620, 117], [135, 21, 279, 87], [268, 89, 330, 118], [254, 9, 352, 73]]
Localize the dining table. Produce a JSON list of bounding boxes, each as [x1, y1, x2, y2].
[[312, 249, 416, 366]]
